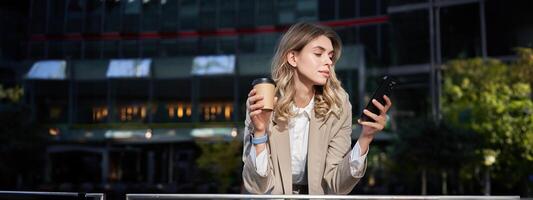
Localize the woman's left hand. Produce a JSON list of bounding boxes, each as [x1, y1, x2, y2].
[[358, 95, 392, 138]]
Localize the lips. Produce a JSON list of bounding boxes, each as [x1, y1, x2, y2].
[[318, 70, 330, 77]]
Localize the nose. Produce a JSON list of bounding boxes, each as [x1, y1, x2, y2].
[[324, 55, 333, 66]]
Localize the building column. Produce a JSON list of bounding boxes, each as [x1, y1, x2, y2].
[[101, 149, 109, 185]]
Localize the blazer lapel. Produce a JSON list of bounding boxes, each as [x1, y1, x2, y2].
[[307, 111, 326, 194], [270, 120, 292, 193]]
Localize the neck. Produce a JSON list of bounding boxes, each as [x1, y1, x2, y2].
[[293, 74, 314, 108]]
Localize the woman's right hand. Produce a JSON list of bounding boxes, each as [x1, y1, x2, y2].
[[247, 89, 275, 136]]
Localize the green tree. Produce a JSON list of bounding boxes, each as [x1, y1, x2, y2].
[[442, 53, 533, 194], [0, 85, 44, 188], [390, 118, 479, 194], [196, 138, 242, 193]]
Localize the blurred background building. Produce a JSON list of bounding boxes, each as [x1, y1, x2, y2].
[[0, 0, 532, 197]]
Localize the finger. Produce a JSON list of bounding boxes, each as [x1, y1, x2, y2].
[[249, 109, 262, 117], [359, 121, 384, 130], [248, 89, 256, 97], [383, 95, 392, 110], [363, 109, 383, 122], [371, 99, 386, 114], [249, 102, 264, 111], [248, 95, 264, 105]]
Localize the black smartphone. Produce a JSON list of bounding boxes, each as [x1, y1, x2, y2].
[[360, 76, 397, 122]]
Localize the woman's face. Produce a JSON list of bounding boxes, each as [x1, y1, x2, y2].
[[290, 35, 334, 86]]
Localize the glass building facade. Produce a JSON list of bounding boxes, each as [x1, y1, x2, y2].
[[1, 0, 533, 195]]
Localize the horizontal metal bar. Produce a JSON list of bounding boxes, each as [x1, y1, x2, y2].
[[0, 190, 79, 196], [388, 0, 480, 14], [0, 191, 105, 200], [388, 3, 430, 14], [126, 194, 520, 200], [86, 193, 106, 200], [368, 64, 431, 76], [435, 0, 480, 7]]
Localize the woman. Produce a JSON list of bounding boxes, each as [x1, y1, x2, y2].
[[242, 22, 392, 195]]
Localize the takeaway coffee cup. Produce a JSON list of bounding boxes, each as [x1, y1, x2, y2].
[[252, 78, 276, 111]]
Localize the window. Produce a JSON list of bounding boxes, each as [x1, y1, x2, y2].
[[255, 33, 279, 54], [218, 36, 237, 54], [486, 0, 533, 57], [32, 81, 69, 123], [339, 0, 356, 19], [104, 0, 121, 32], [179, 0, 198, 30], [48, 41, 64, 59], [178, 38, 198, 55], [142, 0, 160, 31], [161, 0, 178, 31], [440, 3, 481, 62], [122, 0, 141, 32], [360, 0, 377, 17], [198, 76, 234, 122], [238, 35, 255, 53], [379, 24, 391, 67], [48, 0, 67, 34], [336, 27, 358, 45], [237, 0, 254, 28], [103, 41, 119, 58], [278, 0, 296, 25], [141, 40, 159, 57], [199, 0, 216, 30], [153, 79, 192, 123], [111, 80, 150, 123], [85, 41, 102, 59], [27, 60, 67, 80], [30, 0, 47, 34], [386, 73, 431, 122], [160, 39, 179, 57], [318, 0, 335, 21], [85, 0, 103, 33], [64, 41, 82, 59], [76, 81, 108, 123], [66, 0, 84, 33], [121, 40, 140, 58], [29, 42, 46, 59], [257, 1, 275, 25], [390, 9, 430, 65], [360, 25, 379, 67], [218, 0, 236, 28], [296, 0, 318, 21]]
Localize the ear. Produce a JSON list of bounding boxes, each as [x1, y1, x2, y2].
[[287, 51, 298, 67]]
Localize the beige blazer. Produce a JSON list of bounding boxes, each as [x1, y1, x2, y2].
[[242, 92, 366, 194]]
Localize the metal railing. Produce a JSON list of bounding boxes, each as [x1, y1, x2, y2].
[[126, 194, 520, 200], [0, 191, 105, 200], [0, 191, 522, 200]]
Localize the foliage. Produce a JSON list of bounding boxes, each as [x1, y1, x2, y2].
[[441, 50, 533, 188], [390, 117, 480, 172], [0, 104, 44, 187], [0, 84, 24, 103], [196, 138, 242, 193]]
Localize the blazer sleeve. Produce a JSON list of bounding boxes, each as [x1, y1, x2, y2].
[[241, 98, 276, 194], [322, 93, 367, 194]]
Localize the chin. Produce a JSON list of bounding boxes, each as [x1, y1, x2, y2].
[[313, 78, 328, 86]]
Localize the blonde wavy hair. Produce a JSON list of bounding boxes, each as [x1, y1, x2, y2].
[[272, 22, 346, 123]]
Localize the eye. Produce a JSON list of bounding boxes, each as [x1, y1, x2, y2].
[[314, 53, 322, 57]]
